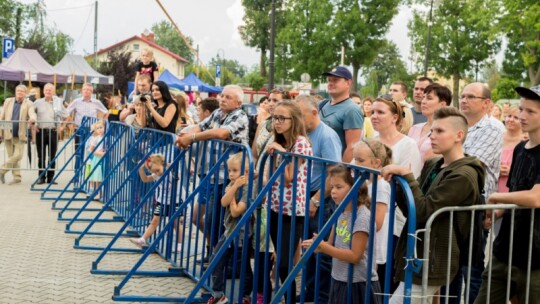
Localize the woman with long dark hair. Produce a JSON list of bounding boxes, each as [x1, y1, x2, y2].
[[144, 80, 178, 133]]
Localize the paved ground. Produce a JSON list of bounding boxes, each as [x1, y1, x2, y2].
[[0, 170, 202, 303]]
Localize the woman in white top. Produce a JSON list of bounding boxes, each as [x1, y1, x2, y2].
[[370, 95, 422, 293]]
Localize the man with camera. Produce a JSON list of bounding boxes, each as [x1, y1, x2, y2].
[[120, 74, 152, 122]]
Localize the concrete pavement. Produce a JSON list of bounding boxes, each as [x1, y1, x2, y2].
[[0, 170, 199, 303]]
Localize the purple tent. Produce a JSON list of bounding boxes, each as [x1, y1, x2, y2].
[[0, 65, 24, 81], [2, 48, 69, 83]]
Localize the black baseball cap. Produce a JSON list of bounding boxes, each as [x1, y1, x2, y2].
[[322, 66, 352, 80], [515, 85, 540, 101]]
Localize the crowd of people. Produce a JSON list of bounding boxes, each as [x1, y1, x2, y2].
[[0, 62, 539, 304]]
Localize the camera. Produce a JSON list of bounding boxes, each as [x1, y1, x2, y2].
[[139, 93, 152, 102]]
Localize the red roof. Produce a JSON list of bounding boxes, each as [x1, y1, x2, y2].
[[86, 35, 189, 63]]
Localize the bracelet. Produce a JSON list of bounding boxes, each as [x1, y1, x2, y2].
[[191, 133, 196, 143]]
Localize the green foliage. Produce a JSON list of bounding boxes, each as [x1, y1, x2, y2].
[[499, 0, 540, 86], [409, 0, 502, 105], [242, 66, 267, 90], [151, 20, 194, 63], [209, 56, 247, 79], [23, 29, 73, 65], [96, 47, 136, 96], [361, 40, 412, 97], [334, 0, 400, 91], [185, 63, 239, 87], [492, 77, 519, 101]]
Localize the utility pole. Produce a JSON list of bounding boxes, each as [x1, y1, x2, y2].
[[423, 0, 435, 77], [268, 0, 276, 90], [93, 0, 98, 68]]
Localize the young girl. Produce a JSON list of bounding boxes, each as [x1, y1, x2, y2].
[[266, 100, 312, 302], [302, 165, 381, 304], [352, 139, 393, 293], [86, 120, 106, 201], [130, 154, 183, 252], [135, 48, 159, 84]]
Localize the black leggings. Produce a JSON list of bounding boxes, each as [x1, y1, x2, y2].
[[269, 210, 304, 302]]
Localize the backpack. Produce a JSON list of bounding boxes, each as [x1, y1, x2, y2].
[[453, 177, 485, 267]]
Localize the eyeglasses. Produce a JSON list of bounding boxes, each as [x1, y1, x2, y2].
[[272, 115, 292, 123], [460, 94, 487, 101]]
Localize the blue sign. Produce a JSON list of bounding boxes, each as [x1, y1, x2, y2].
[[2, 37, 15, 59], [216, 64, 221, 78]]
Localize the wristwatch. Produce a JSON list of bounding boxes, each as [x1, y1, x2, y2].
[[311, 198, 320, 208]]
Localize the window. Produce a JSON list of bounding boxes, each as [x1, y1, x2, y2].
[[133, 44, 139, 51]]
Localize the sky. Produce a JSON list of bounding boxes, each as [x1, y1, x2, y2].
[[22, 0, 414, 75]]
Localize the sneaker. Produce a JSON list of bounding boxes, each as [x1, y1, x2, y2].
[[242, 296, 251, 304], [8, 179, 21, 185], [256, 294, 264, 304], [207, 295, 228, 304], [129, 237, 147, 247]]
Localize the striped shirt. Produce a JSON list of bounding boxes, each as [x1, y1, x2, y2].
[[65, 97, 108, 126]]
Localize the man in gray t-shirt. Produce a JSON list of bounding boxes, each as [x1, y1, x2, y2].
[[319, 66, 363, 163]]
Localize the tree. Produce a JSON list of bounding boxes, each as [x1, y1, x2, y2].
[[243, 66, 267, 91], [499, 0, 540, 86], [409, 0, 501, 106], [239, 0, 270, 77], [151, 20, 194, 63], [23, 29, 72, 65], [209, 56, 247, 79], [275, 0, 338, 86], [185, 63, 239, 86], [492, 77, 519, 101], [360, 40, 412, 97], [96, 47, 137, 96], [334, 0, 401, 91]]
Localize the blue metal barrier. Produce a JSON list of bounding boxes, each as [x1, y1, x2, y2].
[[74, 128, 183, 252], [111, 139, 254, 302], [37, 116, 96, 198]]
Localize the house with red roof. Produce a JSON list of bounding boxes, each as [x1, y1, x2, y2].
[[86, 31, 189, 79]]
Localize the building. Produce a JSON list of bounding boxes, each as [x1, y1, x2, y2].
[[86, 32, 189, 79]]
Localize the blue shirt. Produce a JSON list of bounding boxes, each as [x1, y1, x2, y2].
[[411, 107, 427, 124], [319, 98, 363, 153], [307, 121, 342, 190]]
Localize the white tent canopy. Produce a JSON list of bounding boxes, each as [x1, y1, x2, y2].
[[54, 54, 114, 85], [2, 48, 69, 83]]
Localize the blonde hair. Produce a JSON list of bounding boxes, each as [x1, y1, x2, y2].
[[90, 120, 104, 132], [147, 153, 165, 166], [141, 48, 155, 61], [399, 102, 413, 134], [227, 152, 250, 171], [354, 139, 393, 168]]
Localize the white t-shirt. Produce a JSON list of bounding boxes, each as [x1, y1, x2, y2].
[[368, 179, 391, 264], [391, 136, 422, 236]]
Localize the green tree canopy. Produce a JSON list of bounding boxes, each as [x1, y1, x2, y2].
[[500, 0, 540, 86], [96, 47, 136, 97], [151, 20, 194, 63], [492, 77, 519, 101], [409, 0, 501, 106]]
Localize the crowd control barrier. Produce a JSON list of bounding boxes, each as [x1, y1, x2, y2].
[[64, 121, 136, 234], [0, 119, 77, 175], [112, 146, 418, 304], [38, 116, 98, 201], [110, 139, 255, 302], [74, 127, 183, 254], [419, 204, 538, 304]]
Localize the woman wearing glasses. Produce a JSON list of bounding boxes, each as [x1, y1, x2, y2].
[[266, 101, 312, 302]]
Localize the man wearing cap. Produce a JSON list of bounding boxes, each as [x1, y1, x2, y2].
[[319, 66, 363, 162], [475, 85, 540, 303]]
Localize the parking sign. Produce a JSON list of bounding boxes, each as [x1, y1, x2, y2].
[[216, 64, 221, 78], [3, 37, 15, 59]]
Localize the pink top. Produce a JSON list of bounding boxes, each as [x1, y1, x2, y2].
[[271, 136, 312, 216], [497, 146, 515, 193], [408, 123, 432, 165]]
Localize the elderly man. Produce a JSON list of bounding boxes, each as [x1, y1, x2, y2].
[[34, 83, 68, 184], [0, 85, 37, 184], [65, 83, 108, 170], [176, 84, 249, 256], [319, 66, 363, 162]]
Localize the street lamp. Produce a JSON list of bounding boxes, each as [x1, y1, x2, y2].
[[217, 48, 225, 86], [423, 0, 435, 77]]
